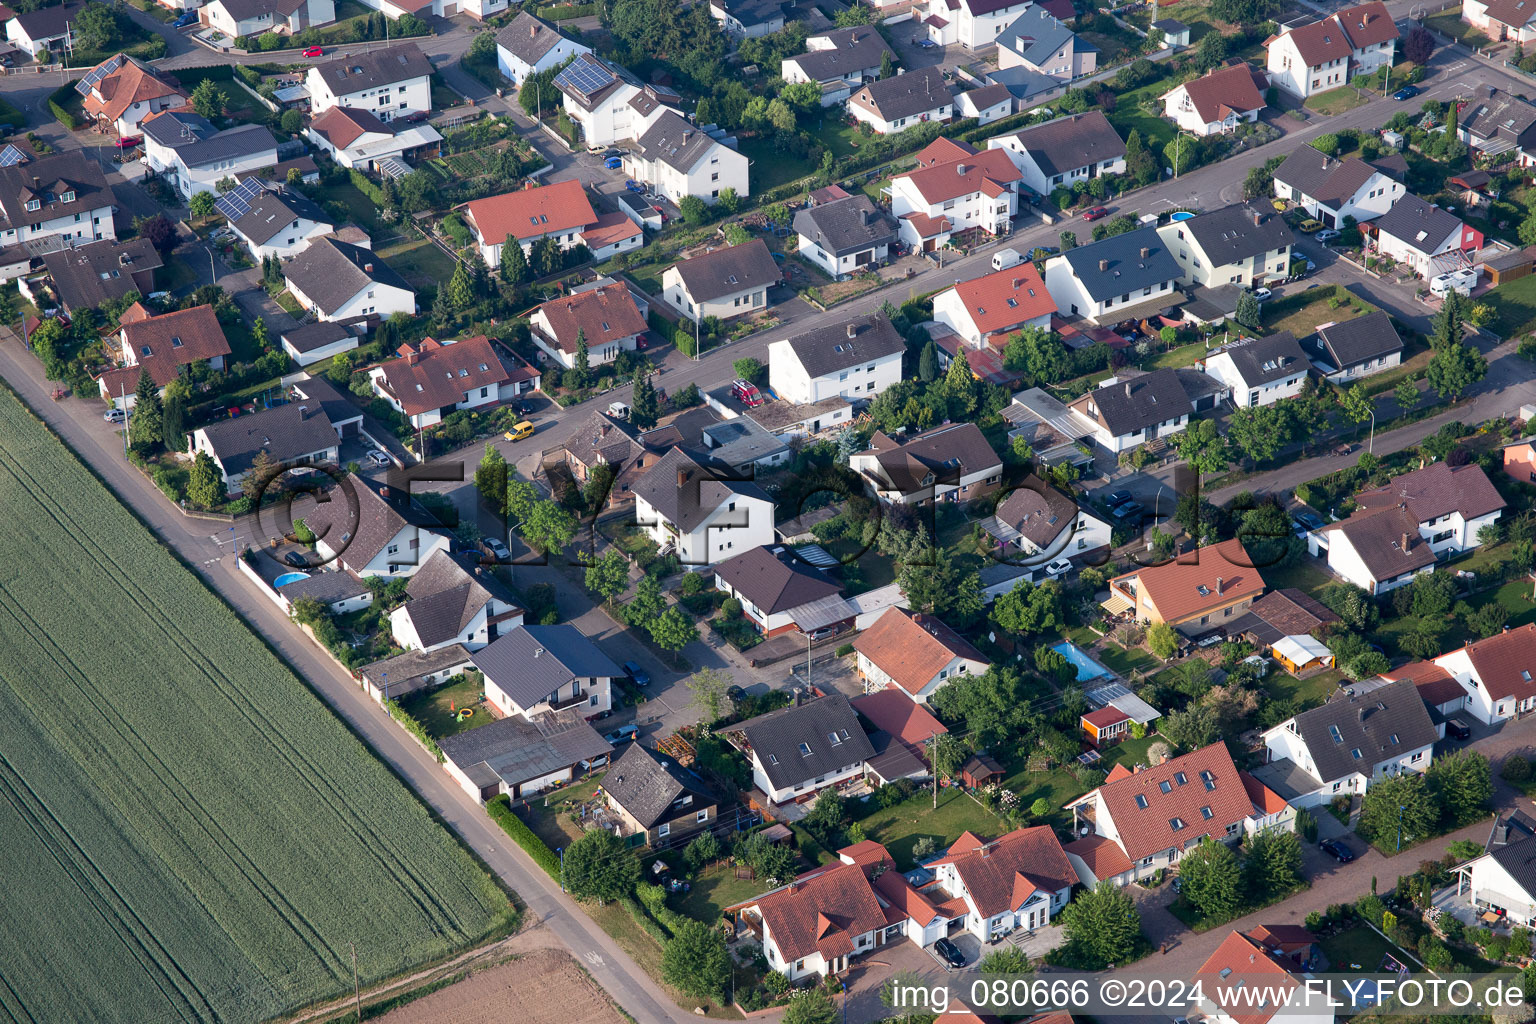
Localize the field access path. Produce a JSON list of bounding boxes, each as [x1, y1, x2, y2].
[[0, 334, 692, 1024]]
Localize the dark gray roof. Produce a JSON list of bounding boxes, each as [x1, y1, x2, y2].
[[999, 6, 1079, 66], [733, 693, 876, 792], [289, 374, 364, 426], [471, 624, 623, 710], [632, 110, 720, 175], [1181, 283, 1244, 322], [141, 111, 275, 168], [669, 239, 779, 302], [400, 549, 519, 649], [13, 2, 79, 38], [714, 0, 786, 28], [494, 12, 569, 66], [1071, 369, 1194, 435], [792, 195, 898, 257], [284, 237, 411, 316], [281, 321, 354, 354], [0, 151, 110, 232], [1373, 194, 1463, 255], [1213, 331, 1310, 389], [603, 742, 719, 828], [1272, 148, 1403, 206], [276, 568, 371, 605], [1289, 679, 1438, 783], [713, 545, 843, 614], [213, 0, 305, 19], [42, 237, 161, 312], [1058, 225, 1180, 302], [1151, 17, 1188, 30], [699, 418, 789, 468], [781, 311, 904, 378], [314, 44, 432, 96], [360, 643, 474, 689], [1313, 310, 1403, 369], [230, 181, 332, 245], [853, 67, 951, 121], [1181, 201, 1294, 268], [999, 110, 1125, 178], [438, 709, 610, 789], [1492, 835, 1536, 900], [632, 447, 771, 534], [142, 109, 215, 147], [198, 402, 337, 478], [301, 471, 444, 570], [787, 26, 893, 83], [1460, 94, 1536, 146]]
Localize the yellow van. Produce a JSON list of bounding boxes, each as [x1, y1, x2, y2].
[[504, 420, 535, 442]]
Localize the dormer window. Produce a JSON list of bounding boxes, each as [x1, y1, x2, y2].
[[60, 190, 74, 204], [24, 199, 39, 212]]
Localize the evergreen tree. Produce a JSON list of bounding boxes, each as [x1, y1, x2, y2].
[[880, 50, 896, 78], [446, 260, 475, 310], [1432, 287, 1465, 350], [572, 328, 591, 388], [127, 369, 163, 453], [943, 349, 978, 418], [1427, 340, 1487, 402], [474, 443, 509, 516], [381, 173, 397, 211], [631, 371, 660, 428], [500, 235, 530, 283], [161, 391, 187, 452], [1245, 828, 1303, 899], [918, 340, 939, 382], [187, 450, 224, 508], [1235, 290, 1262, 329]]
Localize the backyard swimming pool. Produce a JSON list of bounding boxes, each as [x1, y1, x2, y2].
[[1051, 641, 1112, 682], [274, 572, 309, 588]]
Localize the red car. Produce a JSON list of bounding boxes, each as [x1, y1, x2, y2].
[[302, 45, 324, 56], [731, 379, 763, 407], [1082, 206, 1109, 221]]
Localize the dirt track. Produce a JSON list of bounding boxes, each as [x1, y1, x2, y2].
[[376, 947, 628, 1024]]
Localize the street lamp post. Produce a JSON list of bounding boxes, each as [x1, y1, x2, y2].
[[203, 244, 216, 283], [1367, 407, 1376, 455]]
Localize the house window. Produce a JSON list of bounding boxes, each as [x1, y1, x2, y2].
[[658, 823, 670, 837], [696, 809, 708, 822]]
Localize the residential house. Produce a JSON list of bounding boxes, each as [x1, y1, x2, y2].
[[1157, 200, 1296, 289], [188, 401, 338, 495], [697, 418, 791, 472], [78, 55, 186, 137], [529, 283, 646, 370], [1001, 386, 1100, 470], [1433, 625, 1536, 725], [767, 311, 905, 404], [712, 545, 854, 638], [554, 53, 677, 149], [304, 472, 451, 577], [1258, 679, 1437, 808], [632, 447, 776, 566], [921, 0, 1036, 49], [988, 111, 1126, 199], [995, 6, 1096, 81], [581, 211, 645, 262], [1463, 0, 1536, 44], [280, 322, 358, 367], [956, 83, 1015, 124], [141, 110, 278, 200], [601, 742, 720, 845], [40, 237, 160, 315], [1457, 93, 1536, 164], [730, 693, 876, 803], [495, 11, 591, 83], [932, 262, 1056, 347], [306, 105, 443, 173], [473, 623, 621, 720], [7, 2, 75, 57], [462, 178, 600, 265], [1307, 461, 1506, 594], [225, 179, 334, 261], [1200, 331, 1311, 408], [889, 142, 1022, 250], [781, 27, 895, 106], [1190, 930, 1333, 1024], [1265, 2, 1398, 100], [1064, 741, 1284, 885], [1228, 587, 1340, 650], [388, 549, 523, 652], [1452, 833, 1536, 927], [710, 0, 786, 39], [369, 335, 514, 429], [662, 239, 779, 322], [1383, 660, 1472, 729], [1161, 61, 1267, 135], [850, 423, 1003, 505], [1372, 194, 1482, 278], [848, 67, 953, 135], [1305, 310, 1404, 381], [731, 860, 890, 980], [284, 237, 416, 323], [438, 708, 610, 801], [1102, 537, 1267, 634], [306, 44, 433, 121], [98, 304, 230, 409], [360, 643, 474, 702], [853, 606, 990, 703], [1066, 368, 1212, 452], [556, 409, 669, 505], [792, 195, 898, 279], [1271, 147, 1406, 228], [851, 688, 949, 750], [0, 151, 113, 250], [929, 827, 1075, 939], [989, 475, 1112, 564], [1505, 438, 1536, 484], [1043, 226, 1181, 325], [286, 373, 364, 440], [624, 110, 750, 206], [200, 0, 336, 38]]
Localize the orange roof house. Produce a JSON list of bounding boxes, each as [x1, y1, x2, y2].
[[528, 283, 646, 370], [1081, 705, 1131, 747], [928, 827, 1077, 940], [1191, 930, 1317, 1024], [1505, 438, 1536, 486], [852, 606, 990, 703], [933, 263, 1057, 347], [729, 860, 891, 979], [1104, 537, 1267, 634], [462, 178, 598, 262], [850, 688, 948, 748], [80, 55, 186, 135]]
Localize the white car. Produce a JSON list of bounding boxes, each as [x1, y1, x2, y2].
[[1251, 287, 1273, 301], [1315, 229, 1341, 243], [365, 449, 391, 467], [1044, 557, 1074, 578]]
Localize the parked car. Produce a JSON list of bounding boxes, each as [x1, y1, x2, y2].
[[625, 179, 645, 193], [604, 156, 623, 170], [302, 45, 324, 57], [504, 420, 535, 442], [731, 378, 763, 407], [1446, 718, 1473, 741], [1393, 85, 1420, 100], [1293, 510, 1326, 532], [1319, 839, 1355, 863], [623, 660, 650, 687], [603, 724, 639, 745], [366, 449, 391, 467], [174, 10, 198, 25], [103, 407, 126, 423], [1044, 557, 1074, 579], [283, 550, 308, 567], [933, 937, 967, 969], [1082, 206, 1110, 221], [1315, 229, 1341, 243], [1251, 287, 1273, 301], [1111, 500, 1146, 521], [1105, 490, 1133, 508], [480, 537, 511, 562], [806, 623, 844, 641], [602, 148, 625, 159]]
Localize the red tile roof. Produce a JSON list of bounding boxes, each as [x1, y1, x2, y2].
[[871, 866, 945, 928], [929, 826, 1074, 918], [1193, 931, 1301, 1024], [852, 607, 988, 697], [118, 304, 230, 389], [1105, 763, 1133, 783], [748, 862, 888, 963], [81, 56, 184, 125], [1063, 834, 1133, 880], [1384, 660, 1467, 707], [913, 136, 977, 168], [309, 105, 389, 149], [1247, 923, 1317, 956], [899, 148, 1022, 206], [838, 840, 893, 871], [533, 284, 645, 354], [582, 210, 642, 250], [945, 263, 1056, 339], [1353, 461, 1506, 524], [1240, 770, 1290, 816], [1455, 624, 1536, 703], [374, 336, 511, 417], [851, 689, 949, 747], [464, 178, 597, 246], [1083, 706, 1130, 729], [1170, 62, 1265, 124], [1110, 538, 1266, 625], [1088, 741, 1255, 862], [1277, 1, 1396, 66]]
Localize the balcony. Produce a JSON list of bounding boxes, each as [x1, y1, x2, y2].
[[548, 689, 590, 712]]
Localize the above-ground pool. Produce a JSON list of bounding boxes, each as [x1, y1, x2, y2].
[[274, 572, 309, 588], [1169, 211, 1195, 222], [1051, 641, 1112, 683]]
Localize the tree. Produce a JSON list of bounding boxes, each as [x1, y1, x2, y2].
[[137, 213, 176, 254], [473, 443, 509, 517], [783, 989, 838, 1024], [1059, 230, 1078, 250], [75, 5, 119, 49], [992, 578, 1064, 637], [1227, 404, 1288, 465], [686, 667, 733, 729], [1339, 382, 1374, 424], [522, 500, 578, 554], [630, 372, 661, 429], [1404, 24, 1436, 64], [717, 187, 740, 215], [1160, 705, 1218, 750], [1427, 749, 1493, 826], [1234, 290, 1262, 329], [585, 548, 629, 603], [161, 389, 187, 453], [661, 919, 730, 1003], [1196, 30, 1228, 70], [649, 605, 698, 659], [1210, 0, 1281, 20], [733, 357, 764, 384], [1122, 128, 1159, 188], [1174, 419, 1230, 477], [918, 340, 939, 382], [562, 829, 640, 902], [1060, 881, 1141, 968], [530, 236, 563, 278], [244, 450, 279, 502], [1394, 375, 1420, 413], [679, 195, 708, 226], [445, 260, 475, 311], [943, 349, 979, 418], [190, 79, 227, 120], [279, 109, 303, 134], [880, 49, 897, 78], [1432, 288, 1466, 351], [1180, 838, 1242, 920], [1246, 828, 1304, 898], [928, 732, 965, 807], [1427, 340, 1487, 402], [572, 328, 591, 388], [187, 450, 224, 508], [1358, 772, 1437, 849], [128, 370, 163, 453], [189, 190, 217, 221], [1148, 621, 1179, 660], [500, 236, 530, 283], [683, 830, 721, 872]]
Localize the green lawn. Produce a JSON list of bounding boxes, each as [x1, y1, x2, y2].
[[379, 239, 459, 289], [1102, 732, 1159, 771], [1150, 340, 1214, 370], [273, 290, 303, 315], [223, 319, 261, 364], [1303, 86, 1372, 116], [1262, 289, 1374, 339], [520, 774, 606, 851], [1426, 7, 1490, 46], [1097, 640, 1160, 678], [315, 180, 390, 236], [674, 863, 771, 925], [156, 261, 198, 294], [1267, 667, 1344, 711], [1319, 924, 1415, 973], [859, 788, 1007, 867], [1079, 27, 1140, 65], [739, 136, 815, 192], [395, 674, 487, 739], [1466, 579, 1536, 631], [1257, 555, 1333, 598], [1485, 271, 1536, 339]]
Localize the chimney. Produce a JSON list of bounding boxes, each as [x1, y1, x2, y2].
[[678, 467, 688, 487], [380, 486, 391, 499], [1402, 532, 1410, 550], [1012, 278, 1021, 289], [862, 208, 873, 225], [956, 163, 967, 175], [406, 352, 420, 366], [847, 323, 857, 338], [534, 647, 543, 658], [1139, 246, 1151, 259], [530, 22, 537, 36], [1253, 208, 1263, 226], [1124, 383, 1131, 397], [364, 262, 374, 273], [1216, 576, 1223, 594], [298, 404, 308, 419], [1099, 258, 1109, 271]]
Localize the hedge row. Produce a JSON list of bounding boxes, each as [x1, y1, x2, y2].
[[349, 169, 387, 205], [534, 2, 598, 18], [47, 82, 77, 130], [621, 896, 671, 944], [487, 794, 563, 878], [383, 698, 445, 763]]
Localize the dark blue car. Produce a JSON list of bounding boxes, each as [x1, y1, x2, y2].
[[1393, 85, 1420, 100]]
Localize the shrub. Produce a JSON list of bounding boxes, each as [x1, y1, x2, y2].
[[1504, 755, 1533, 782], [486, 794, 561, 878], [383, 699, 444, 763], [834, 643, 854, 657]]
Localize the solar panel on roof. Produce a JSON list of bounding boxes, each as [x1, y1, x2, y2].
[[0, 145, 26, 168], [214, 177, 266, 221], [555, 57, 614, 98], [75, 54, 124, 96]]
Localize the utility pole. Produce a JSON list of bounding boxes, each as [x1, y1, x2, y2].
[[350, 942, 362, 1023]]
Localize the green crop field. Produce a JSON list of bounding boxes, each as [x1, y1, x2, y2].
[[0, 386, 515, 1024]]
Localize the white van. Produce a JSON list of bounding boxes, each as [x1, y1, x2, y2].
[[991, 247, 1024, 271], [1430, 268, 1476, 298]]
